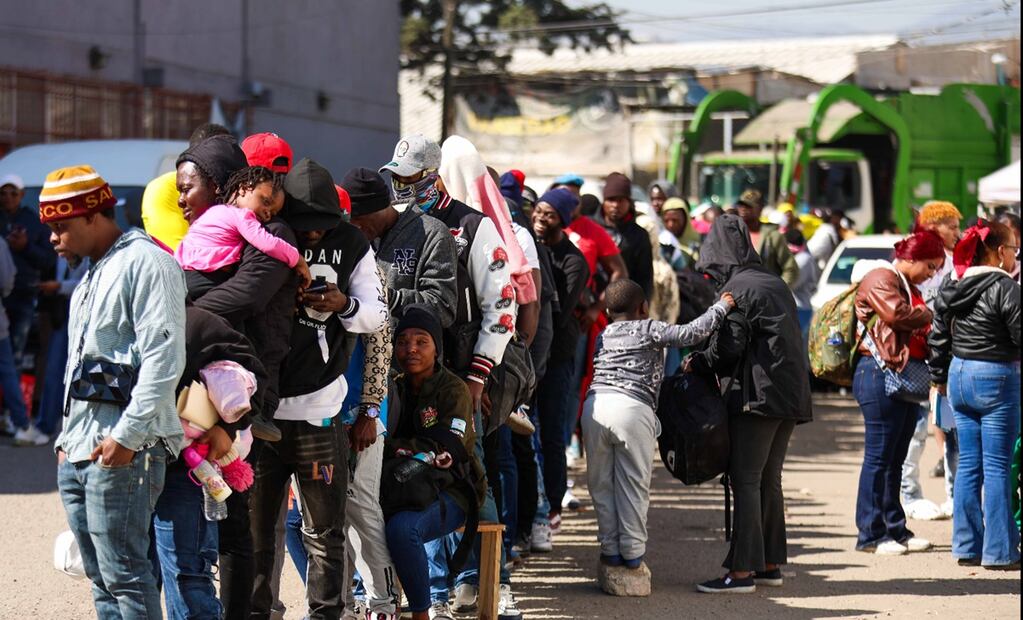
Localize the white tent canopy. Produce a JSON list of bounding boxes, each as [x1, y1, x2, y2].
[[979, 160, 1021, 204]]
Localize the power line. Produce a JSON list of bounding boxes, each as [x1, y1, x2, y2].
[[491, 0, 964, 35]]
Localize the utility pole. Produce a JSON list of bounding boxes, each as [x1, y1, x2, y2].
[[240, 0, 252, 135], [133, 0, 144, 84], [440, 0, 457, 141]]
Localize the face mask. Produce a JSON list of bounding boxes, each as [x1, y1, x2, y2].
[[392, 172, 438, 204]]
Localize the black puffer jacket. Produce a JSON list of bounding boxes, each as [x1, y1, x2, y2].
[[928, 266, 1021, 385], [691, 214, 812, 423]]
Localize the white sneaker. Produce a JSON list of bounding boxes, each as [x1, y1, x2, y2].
[[497, 584, 522, 620], [366, 612, 398, 620], [13, 426, 49, 447], [904, 498, 945, 521], [452, 583, 478, 613], [906, 537, 932, 552], [562, 489, 581, 511], [940, 499, 954, 518], [530, 521, 553, 553], [875, 541, 909, 556], [1, 415, 16, 436], [429, 602, 455, 620]]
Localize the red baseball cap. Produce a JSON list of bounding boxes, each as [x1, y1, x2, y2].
[[335, 185, 351, 216], [241, 132, 293, 173]]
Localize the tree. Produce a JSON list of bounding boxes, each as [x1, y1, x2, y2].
[[400, 0, 631, 137]]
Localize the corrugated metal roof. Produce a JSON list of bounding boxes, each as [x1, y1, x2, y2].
[[508, 35, 897, 84], [400, 35, 900, 142]]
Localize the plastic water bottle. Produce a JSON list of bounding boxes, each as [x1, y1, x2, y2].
[[826, 327, 844, 347], [394, 451, 435, 482], [182, 446, 232, 521], [203, 487, 229, 521]]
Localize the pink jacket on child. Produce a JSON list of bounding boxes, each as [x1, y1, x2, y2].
[[175, 204, 299, 272]]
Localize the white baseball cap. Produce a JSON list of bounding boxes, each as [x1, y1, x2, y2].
[[379, 134, 441, 178], [0, 173, 24, 190]]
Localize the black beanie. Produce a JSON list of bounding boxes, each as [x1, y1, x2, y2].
[[395, 304, 443, 356], [176, 134, 248, 193], [342, 167, 391, 217], [283, 158, 342, 232]]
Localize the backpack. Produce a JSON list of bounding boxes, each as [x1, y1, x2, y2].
[[808, 283, 865, 386], [655, 369, 730, 486]]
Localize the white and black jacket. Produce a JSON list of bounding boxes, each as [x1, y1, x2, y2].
[[426, 192, 517, 381], [279, 221, 388, 398]]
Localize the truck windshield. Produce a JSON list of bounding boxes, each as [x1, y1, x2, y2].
[[699, 164, 777, 207], [699, 159, 860, 211]]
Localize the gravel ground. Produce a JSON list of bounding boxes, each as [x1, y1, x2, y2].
[[1, 394, 1018, 619]]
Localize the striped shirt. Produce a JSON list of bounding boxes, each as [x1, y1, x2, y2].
[[57, 228, 187, 463]]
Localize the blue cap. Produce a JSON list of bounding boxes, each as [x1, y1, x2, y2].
[[552, 173, 584, 188]]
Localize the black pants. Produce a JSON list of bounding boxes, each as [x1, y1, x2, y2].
[[724, 414, 796, 572], [250, 419, 349, 620]]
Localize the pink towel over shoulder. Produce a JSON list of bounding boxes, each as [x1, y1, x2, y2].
[[440, 136, 538, 304]]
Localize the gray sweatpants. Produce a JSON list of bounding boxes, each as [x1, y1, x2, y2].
[[582, 391, 659, 560]]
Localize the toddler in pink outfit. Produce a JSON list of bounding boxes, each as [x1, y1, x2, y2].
[[176, 166, 311, 285]]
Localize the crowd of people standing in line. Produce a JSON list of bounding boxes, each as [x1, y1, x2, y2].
[[0, 122, 1018, 620]]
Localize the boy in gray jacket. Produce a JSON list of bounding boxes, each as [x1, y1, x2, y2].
[[583, 279, 733, 591]]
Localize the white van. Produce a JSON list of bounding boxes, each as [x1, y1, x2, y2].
[[0, 139, 187, 229]]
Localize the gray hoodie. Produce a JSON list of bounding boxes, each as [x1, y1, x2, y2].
[[375, 205, 459, 327]]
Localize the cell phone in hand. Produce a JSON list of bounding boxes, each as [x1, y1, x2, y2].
[[306, 277, 329, 294]]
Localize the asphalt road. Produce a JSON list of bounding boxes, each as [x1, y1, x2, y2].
[[1, 394, 1018, 619]]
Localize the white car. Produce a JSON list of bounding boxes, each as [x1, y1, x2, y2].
[[810, 234, 902, 311], [0, 139, 187, 229]]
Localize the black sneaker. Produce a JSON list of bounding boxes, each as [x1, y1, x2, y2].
[[957, 557, 981, 567], [753, 568, 784, 587], [250, 415, 282, 442], [697, 574, 756, 594], [983, 561, 1020, 571]]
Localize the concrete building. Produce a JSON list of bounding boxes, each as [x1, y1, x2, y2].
[[856, 38, 1021, 91], [0, 0, 399, 175]]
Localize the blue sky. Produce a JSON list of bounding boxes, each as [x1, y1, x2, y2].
[[582, 0, 1020, 43]]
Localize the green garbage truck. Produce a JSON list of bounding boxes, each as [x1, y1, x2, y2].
[[669, 83, 1021, 232]]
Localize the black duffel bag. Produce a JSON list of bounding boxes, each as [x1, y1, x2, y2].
[[655, 369, 731, 486]]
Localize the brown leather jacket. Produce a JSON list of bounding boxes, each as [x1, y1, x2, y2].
[[854, 265, 932, 371]]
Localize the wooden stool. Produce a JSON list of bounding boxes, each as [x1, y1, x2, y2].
[[457, 522, 505, 620]]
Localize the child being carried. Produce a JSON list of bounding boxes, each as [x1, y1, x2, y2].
[[175, 165, 311, 287]]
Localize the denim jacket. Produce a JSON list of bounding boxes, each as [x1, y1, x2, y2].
[[57, 229, 187, 463]]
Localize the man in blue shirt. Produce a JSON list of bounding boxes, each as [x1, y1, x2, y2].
[[0, 173, 56, 367], [42, 165, 186, 619]]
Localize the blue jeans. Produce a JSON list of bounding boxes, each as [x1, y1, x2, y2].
[[386, 492, 465, 613], [530, 407, 551, 522], [285, 498, 308, 582], [58, 444, 166, 619], [0, 336, 29, 429], [537, 355, 576, 512], [36, 323, 68, 435], [949, 358, 1021, 566], [852, 357, 917, 549], [3, 294, 35, 367], [497, 425, 518, 552], [152, 462, 221, 619]]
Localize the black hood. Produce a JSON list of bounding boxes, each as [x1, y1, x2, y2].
[[695, 213, 761, 286], [942, 269, 1012, 317]]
